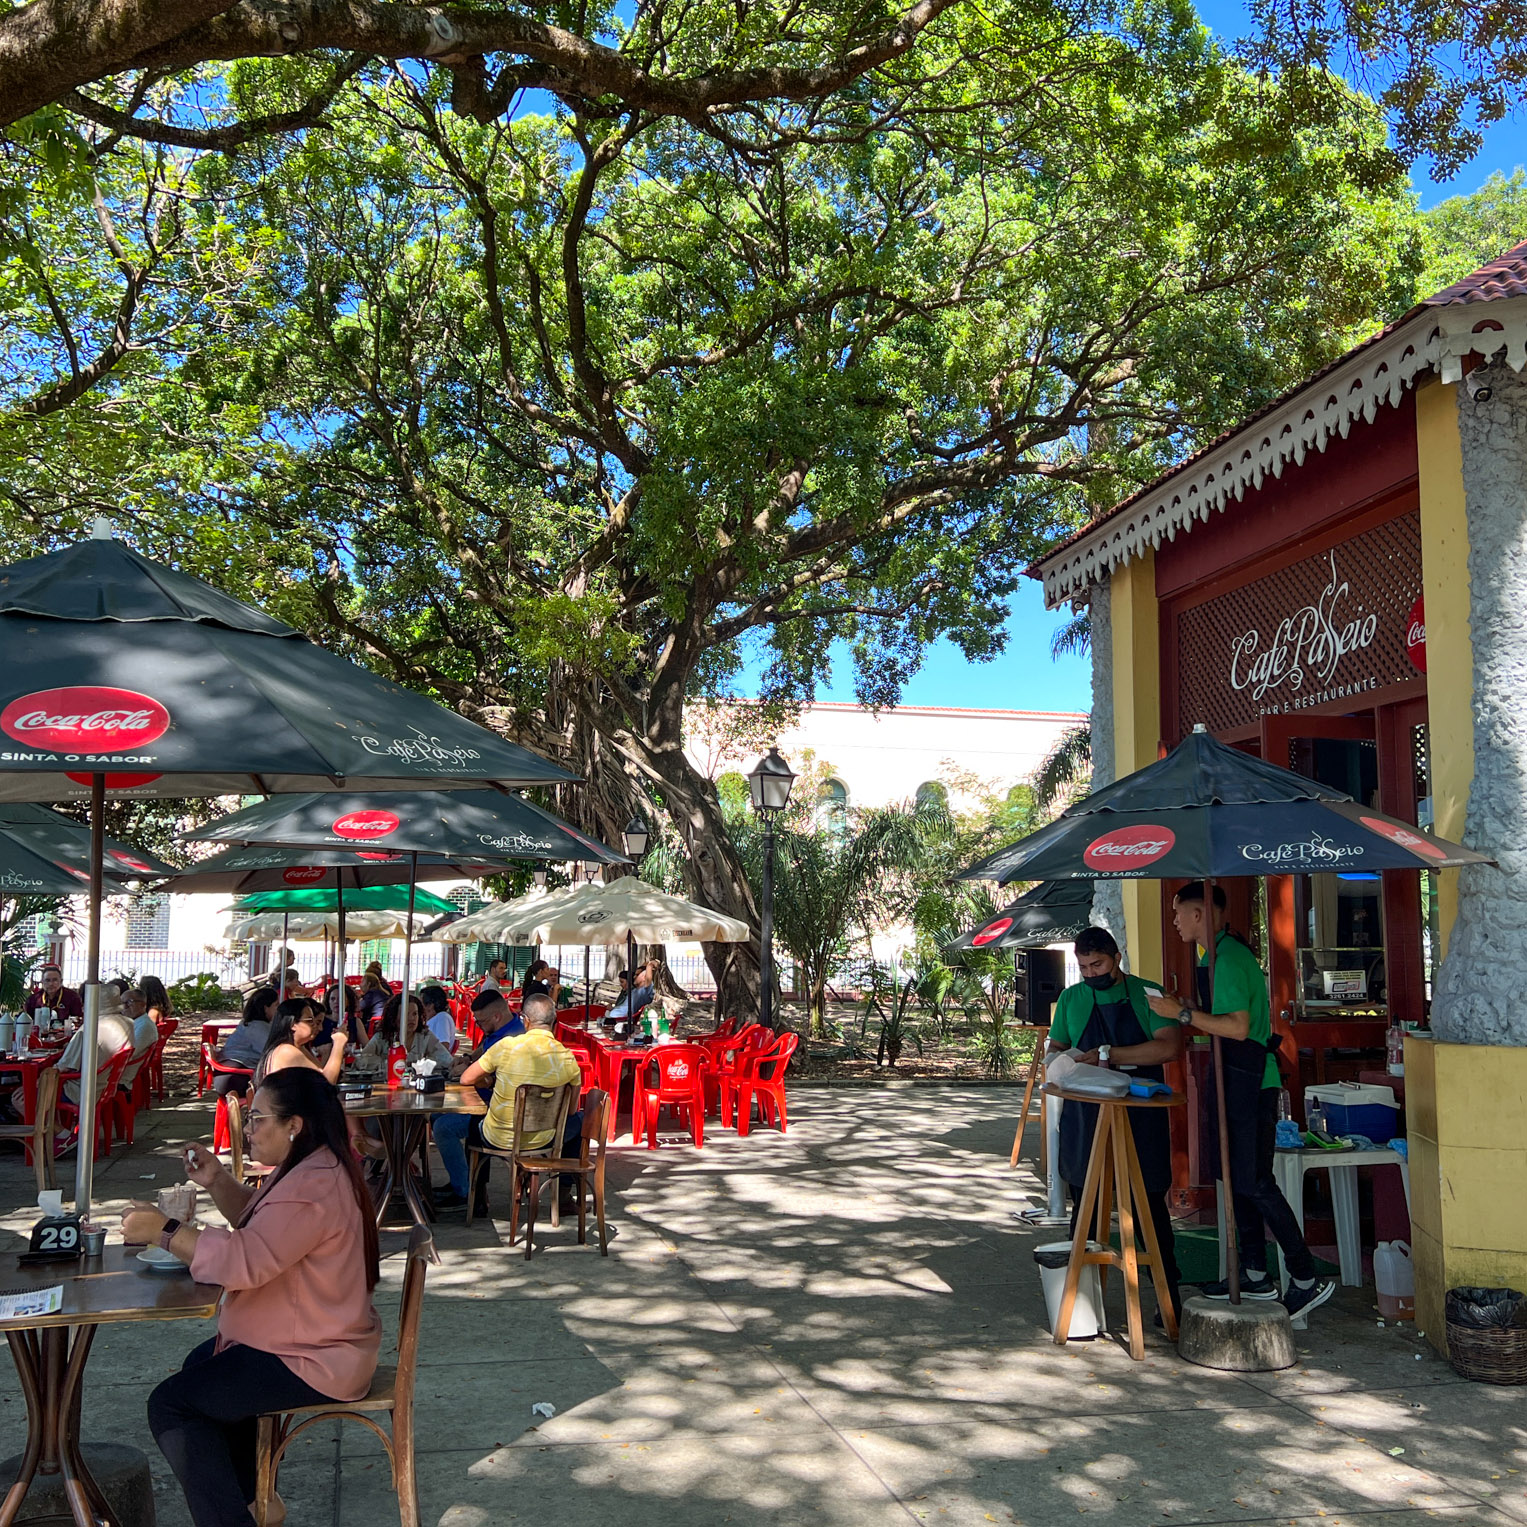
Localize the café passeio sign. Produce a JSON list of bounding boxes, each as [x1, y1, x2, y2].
[[1175, 512, 1422, 734]]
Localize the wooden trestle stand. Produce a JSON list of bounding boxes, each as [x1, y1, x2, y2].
[[1044, 1083, 1185, 1360], [1007, 1024, 1050, 1169]]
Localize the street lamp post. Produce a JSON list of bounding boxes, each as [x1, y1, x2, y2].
[[620, 815, 650, 997], [746, 748, 796, 1029]]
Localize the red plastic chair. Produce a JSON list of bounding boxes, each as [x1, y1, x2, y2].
[[722, 1032, 799, 1136], [201, 1043, 256, 1152], [147, 1018, 178, 1102], [57, 1043, 134, 1158], [555, 1004, 607, 1027], [634, 1045, 707, 1150], [197, 1021, 224, 1094], [703, 1024, 770, 1117]]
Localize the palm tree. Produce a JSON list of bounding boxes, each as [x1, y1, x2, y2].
[[1034, 609, 1094, 810]]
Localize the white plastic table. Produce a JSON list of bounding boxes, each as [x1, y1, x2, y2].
[[1216, 1145, 1410, 1289]]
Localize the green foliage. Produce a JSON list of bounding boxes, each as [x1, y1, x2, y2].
[[0, 896, 62, 1009], [167, 973, 242, 1013], [1417, 170, 1527, 297], [858, 961, 925, 1066]]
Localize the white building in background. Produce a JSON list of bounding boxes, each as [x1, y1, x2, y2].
[[685, 700, 1085, 809], [33, 701, 1085, 993]]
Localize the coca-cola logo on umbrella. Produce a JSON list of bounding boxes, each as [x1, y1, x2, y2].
[[1359, 815, 1449, 861], [111, 854, 156, 875], [1083, 824, 1177, 872], [65, 772, 163, 790], [356, 852, 403, 862], [971, 916, 1014, 947], [283, 867, 327, 885], [1, 687, 170, 754], [331, 810, 400, 840], [1405, 595, 1426, 673]]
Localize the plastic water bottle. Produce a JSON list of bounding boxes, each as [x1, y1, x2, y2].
[[1386, 1023, 1405, 1077], [1307, 1101, 1326, 1135], [1277, 1089, 1292, 1121]]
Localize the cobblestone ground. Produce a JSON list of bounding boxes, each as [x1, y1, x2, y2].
[[0, 1069, 1521, 1527]]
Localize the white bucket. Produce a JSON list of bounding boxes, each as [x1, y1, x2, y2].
[[1034, 1241, 1105, 1339]]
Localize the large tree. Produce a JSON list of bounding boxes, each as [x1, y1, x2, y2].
[[0, 14, 1421, 1008]]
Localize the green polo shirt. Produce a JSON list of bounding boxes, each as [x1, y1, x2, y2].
[[1199, 931, 1279, 1089], [1049, 974, 1169, 1050]]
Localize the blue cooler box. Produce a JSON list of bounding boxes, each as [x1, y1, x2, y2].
[[1305, 1082, 1400, 1139]]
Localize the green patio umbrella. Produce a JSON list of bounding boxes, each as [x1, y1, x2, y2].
[[234, 884, 457, 916], [0, 801, 174, 897]]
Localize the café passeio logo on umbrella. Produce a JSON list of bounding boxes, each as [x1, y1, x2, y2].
[[476, 831, 554, 854], [1083, 824, 1176, 874], [332, 810, 401, 840], [359, 725, 482, 771], [0, 686, 170, 761], [283, 866, 328, 885], [1239, 833, 1364, 869], [971, 916, 1015, 947]]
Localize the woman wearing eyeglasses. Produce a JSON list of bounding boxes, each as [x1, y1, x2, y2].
[[124, 1067, 381, 1527]]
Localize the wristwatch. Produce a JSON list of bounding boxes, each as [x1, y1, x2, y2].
[[159, 1218, 181, 1252], [1178, 1006, 1194, 1026]]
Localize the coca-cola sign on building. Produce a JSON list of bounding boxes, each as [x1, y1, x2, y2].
[[1173, 511, 1422, 734]]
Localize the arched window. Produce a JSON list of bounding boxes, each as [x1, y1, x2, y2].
[[818, 778, 849, 815], [915, 780, 948, 811]]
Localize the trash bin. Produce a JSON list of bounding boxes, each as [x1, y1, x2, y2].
[[1034, 1241, 1104, 1339]]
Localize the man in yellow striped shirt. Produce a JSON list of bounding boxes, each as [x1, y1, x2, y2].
[[457, 994, 581, 1216]]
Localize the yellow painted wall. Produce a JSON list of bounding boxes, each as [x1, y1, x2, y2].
[[1110, 553, 1163, 977], [1406, 1035, 1527, 1349], [1415, 377, 1474, 958]]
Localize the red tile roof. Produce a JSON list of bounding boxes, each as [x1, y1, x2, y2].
[[1030, 239, 1527, 574]]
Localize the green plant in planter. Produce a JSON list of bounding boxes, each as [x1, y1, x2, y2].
[[169, 972, 241, 1012], [859, 960, 924, 1067]]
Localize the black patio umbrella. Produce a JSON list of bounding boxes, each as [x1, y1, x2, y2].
[[160, 844, 499, 895], [959, 726, 1491, 1302], [183, 790, 625, 1002], [0, 802, 174, 896], [944, 880, 1096, 956], [0, 529, 575, 1215]]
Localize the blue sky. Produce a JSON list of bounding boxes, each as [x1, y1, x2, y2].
[[741, 0, 1524, 717]]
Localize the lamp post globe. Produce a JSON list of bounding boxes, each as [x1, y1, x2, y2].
[[532, 867, 548, 889], [747, 748, 795, 1030]]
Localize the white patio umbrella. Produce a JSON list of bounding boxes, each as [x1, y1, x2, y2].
[[224, 910, 416, 943], [435, 884, 580, 945]]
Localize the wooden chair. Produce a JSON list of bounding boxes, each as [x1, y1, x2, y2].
[[0, 1065, 60, 1191], [253, 1224, 432, 1527], [224, 1093, 274, 1189], [524, 1088, 611, 1255], [464, 1081, 577, 1258]]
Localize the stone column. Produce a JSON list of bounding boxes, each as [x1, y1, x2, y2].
[[1432, 357, 1527, 1045], [1085, 583, 1126, 942]]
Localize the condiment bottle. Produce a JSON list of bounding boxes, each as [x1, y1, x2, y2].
[[387, 1043, 407, 1089]]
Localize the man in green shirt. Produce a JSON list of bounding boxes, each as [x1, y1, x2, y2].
[[1147, 881, 1334, 1320], [1048, 926, 1182, 1320]]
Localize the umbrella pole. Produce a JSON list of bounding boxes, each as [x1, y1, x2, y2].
[[73, 773, 106, 1216], [279, 913, 289, 1000], [583, 943, 590, 1016], [1206, 876, 1241, 1304], [399, 852, 417, 1007], [336, 874, 347, 1038]]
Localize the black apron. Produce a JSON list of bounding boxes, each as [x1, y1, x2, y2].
[[1057, 979, 1171, 1194], [1197, 953, 1281, 1193]]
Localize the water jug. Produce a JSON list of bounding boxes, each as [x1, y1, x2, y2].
[[387, 1043, 407, 1089], [1374, 1240, 1415, 1319]]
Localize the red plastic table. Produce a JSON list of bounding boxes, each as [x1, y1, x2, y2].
[[0, 1053, 61, 1126]]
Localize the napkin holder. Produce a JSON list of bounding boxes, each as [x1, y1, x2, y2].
[[409, 1072, 446, 1094], [21, 1192, 82, 1265]]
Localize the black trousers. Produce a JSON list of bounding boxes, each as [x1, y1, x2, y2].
[[1067, 1184, 1182, 1310], [148, 1338, 329, 1527], [1229, 1088, 1316, 1281], [210, 1071, 251, 1098]]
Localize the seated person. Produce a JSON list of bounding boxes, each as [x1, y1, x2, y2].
[[356, 973, 390, 1030], [520, 959, 555, 999], [419, 984, 457, 1050], [359, 992, 454, 1073], [119, 984, 162, 1092], [605, 962, 657, 1022], [255, 997, 346, 1087], [216, 987, 279, 1093], [52, 982, 135, 1103], [24, 962, 84, 1023], [138, 974, 173, 1024], [479, 958, 510, 993], [430, 989, 525, 1208], [448, 994, 582, 1216]]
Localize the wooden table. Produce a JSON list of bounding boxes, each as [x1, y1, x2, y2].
[[0, 1245, 220, 1527], [1044, 1084, 1185, 1361], [343, 1084, 486, 1228]]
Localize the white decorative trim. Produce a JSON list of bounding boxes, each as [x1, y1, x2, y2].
[[1038, 296, 1527, 608]]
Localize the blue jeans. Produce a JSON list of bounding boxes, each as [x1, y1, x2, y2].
[[433, 1111, 583, 1196]]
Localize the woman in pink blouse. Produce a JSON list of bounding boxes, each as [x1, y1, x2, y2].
[[124, 1067, 381, 1527]]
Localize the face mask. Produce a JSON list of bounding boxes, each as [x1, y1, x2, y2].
[[1083, 973, 1116, 991]]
